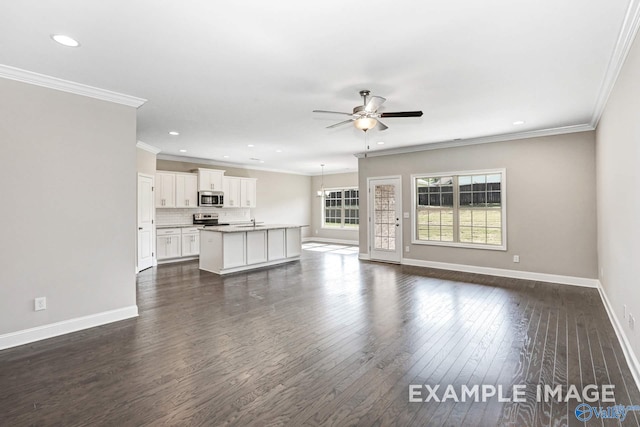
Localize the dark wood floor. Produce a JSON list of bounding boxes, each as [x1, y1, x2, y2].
[[1, 248, 639, 426]]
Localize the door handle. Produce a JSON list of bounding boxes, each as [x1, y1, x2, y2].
[[138, 227, 143, 230]]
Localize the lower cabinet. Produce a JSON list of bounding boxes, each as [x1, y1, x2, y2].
[[286, 228, 302, 258], [247, 230, 268, 264], [157, 227, 201, 261], [223, 233, 246, 268], [200, 227, 303, 274], [181, 228, 200, 257], [267, 229, 286, 260], [157, 229, 182, 260]]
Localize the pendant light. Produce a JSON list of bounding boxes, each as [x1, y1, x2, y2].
[[317, 164, 330, 197]]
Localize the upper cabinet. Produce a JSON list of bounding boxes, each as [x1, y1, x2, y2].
[[240, 178, 257, 208], [175, 173, 198, 208], [156, 171, 198, 208], [223, 176, 257, 208], [155, 172, 176, 208], [196, 168, 224, 192], [223, 176, 240, 207]]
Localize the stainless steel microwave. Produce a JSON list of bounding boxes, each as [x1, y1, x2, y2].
[[198, 191, 224, 207]]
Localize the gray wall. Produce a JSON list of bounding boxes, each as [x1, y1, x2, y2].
[[359, 131, 598, 279], [157, 159, 311, 237], [137, 147, 156, 176], [596, 31, 640, 358], [310, 172, 359, 243], [0, 78, 137, 335]]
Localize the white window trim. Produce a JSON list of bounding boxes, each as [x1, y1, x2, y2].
[[410, 168, 507, 251], [321, 186, 360, 230]]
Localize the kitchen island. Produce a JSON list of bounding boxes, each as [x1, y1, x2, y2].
[[199, 224, 304, 275]]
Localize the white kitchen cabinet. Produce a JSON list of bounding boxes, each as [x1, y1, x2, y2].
[[157, 228, 181, 260], [246, 230, 267, 264], [286, 228, 301, 258], [175, 173, 198, 208], [155, 172, 176, 208], [240, 178, 257, 208], [223, 232, 246, 268], [223, 176, 241, 207], [200, 226, 302, 275], [224, 176, 257, 208], [267, 229, 286, 260], [181, 228, 200, 257], [196, 168, 224, 192]]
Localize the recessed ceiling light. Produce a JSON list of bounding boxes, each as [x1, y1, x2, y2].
[[179, 149, 187, 153], [223, 155, 229, 159], [248, 144, 254, 147], [276, 149, 282, 153], [259, 160, 265, 163], [51, 34, 80, 47], [168, 131, 180, 136], [513, 120, 526, 125], [377, 141, 385, 145]]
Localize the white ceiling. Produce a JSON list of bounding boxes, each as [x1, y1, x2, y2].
[[1, 0, 636, 174]]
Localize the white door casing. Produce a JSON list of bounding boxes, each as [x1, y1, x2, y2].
[[137, 174, 155, 272], [368, 176, 402, 263]]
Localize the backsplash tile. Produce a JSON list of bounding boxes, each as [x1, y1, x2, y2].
[[156, 208, 250, 225]]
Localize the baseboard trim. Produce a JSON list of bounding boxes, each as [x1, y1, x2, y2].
[[0, 305, 139, 351], [303, 237, 359, 245], [400, 258, 599, 288], [597, 283, 640, 392], [358, 253, 371, 260], [157, 256, 199, 265]]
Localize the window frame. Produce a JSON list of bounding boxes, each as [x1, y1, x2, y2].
[[321, 187, 360, 230], [411, 168, 507, 251]]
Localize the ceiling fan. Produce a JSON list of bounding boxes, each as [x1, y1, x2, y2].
[[313, 89, 423, 132]]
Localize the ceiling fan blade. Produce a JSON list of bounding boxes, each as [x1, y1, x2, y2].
[[376, 120, 388, 131], [313, 110, 352, 116], [379, 111, 423, 118], [326, 119, 354, 129], [365, 96, 386, 113]]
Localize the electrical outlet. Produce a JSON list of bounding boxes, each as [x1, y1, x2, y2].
[[403, 212, 410, 219], [315, 229, 318, 234], [405, 246, 410, 252], [513, 255, 520, 263], [34, 297, 46, 311], [629, 314, 635, 331]]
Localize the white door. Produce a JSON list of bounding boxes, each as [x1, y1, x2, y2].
[[137, 174, 155, 272], [369, 177, 402, 263]]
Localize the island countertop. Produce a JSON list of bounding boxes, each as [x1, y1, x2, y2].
[[200, 224, 307, 233]]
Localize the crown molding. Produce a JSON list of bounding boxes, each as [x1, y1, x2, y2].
[[0, 64, 147, 108], [136, 141, 161, 154], [354, 123, 594, 158], [156, 153, 311, 176], [590, 0, 640, 127]]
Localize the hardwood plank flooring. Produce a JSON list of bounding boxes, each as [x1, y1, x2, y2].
[[0, 249, 639, 426]]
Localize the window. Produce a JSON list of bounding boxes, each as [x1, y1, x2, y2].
[[413, 170, 505, 249], [323, 188, 359, 229]]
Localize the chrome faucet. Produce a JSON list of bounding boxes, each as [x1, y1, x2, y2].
[[251, 218, 256, 228]]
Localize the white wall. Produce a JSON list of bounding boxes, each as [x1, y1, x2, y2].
[[596, 30, 640, 361], [0, 78, 138, 338], [309, 172, 359, 243], [359, 131, 598, 280], [156, 159, 312, 237]]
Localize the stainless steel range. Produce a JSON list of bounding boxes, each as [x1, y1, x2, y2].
[[193, 213, 227, 226]]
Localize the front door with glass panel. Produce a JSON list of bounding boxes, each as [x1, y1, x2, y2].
[[369, 177, 402, 263]]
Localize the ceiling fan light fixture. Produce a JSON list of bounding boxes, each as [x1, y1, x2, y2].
[[354, 117, 377, 131]]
